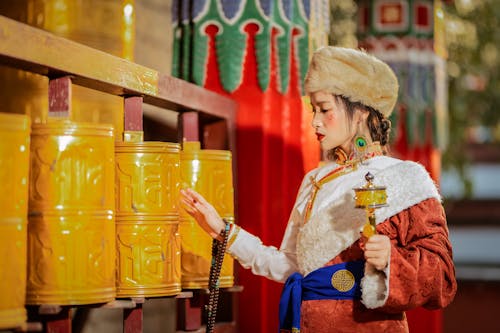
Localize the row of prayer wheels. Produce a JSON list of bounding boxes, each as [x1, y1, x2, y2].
[[0, 112, 235, 330]]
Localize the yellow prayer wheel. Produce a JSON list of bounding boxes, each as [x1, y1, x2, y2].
[[180, 142, 234, 289], [353, 173, 388, 209], [0, 113, 30, 329], [27, 121, 115, 305], [115, 142, 181, 297], [353, 188, 388, 208]]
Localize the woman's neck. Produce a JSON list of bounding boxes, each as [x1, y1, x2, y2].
[[332, 141, 383, 165]]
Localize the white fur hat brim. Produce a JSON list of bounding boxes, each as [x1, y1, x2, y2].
[[304, 46, 399, 117]]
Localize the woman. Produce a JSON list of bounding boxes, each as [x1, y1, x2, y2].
[[181, 46, 456, 333]]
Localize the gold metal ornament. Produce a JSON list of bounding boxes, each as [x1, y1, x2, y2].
[[353, 172, 388, 238], [331, 269, 355, 292]]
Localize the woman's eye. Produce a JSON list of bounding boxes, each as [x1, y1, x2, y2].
[[311, 107, 330, 114]]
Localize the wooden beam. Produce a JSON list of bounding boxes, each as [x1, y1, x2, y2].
[[123, 305, 143, 333], [124, 96, 144, 131], [178, 112, 200, 143], [42, 306, 72, 333], [0, 15, 236, 121], [48, 76, 72, 118]]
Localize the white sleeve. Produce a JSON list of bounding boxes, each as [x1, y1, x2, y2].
[[226, 214, 300, 283], [226, 172, 313, 283]]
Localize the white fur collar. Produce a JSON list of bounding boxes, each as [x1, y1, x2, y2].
[[296, 158, 440, 275]]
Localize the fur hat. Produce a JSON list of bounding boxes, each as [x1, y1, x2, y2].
[[304, 46, 399, 117]]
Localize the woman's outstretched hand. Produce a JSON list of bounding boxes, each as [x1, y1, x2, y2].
[[361, 234, 391, 271], [180, 188, 226, 240]]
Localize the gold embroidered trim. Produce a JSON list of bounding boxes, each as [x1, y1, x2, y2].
[[331, 269, 355, 292], [226, 224, 240, 249]]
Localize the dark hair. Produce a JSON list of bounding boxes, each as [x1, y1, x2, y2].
[[335, 95, 391, 146]]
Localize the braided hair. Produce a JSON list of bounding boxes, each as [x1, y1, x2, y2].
[[336, 95, 392, 147]]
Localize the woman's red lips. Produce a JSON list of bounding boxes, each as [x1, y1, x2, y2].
[[316, 133, 325, 141]]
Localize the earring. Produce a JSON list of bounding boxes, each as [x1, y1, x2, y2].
[[353, 109, 369, 158], [353, 134, 368, 164], [355, 135, 367, 151]]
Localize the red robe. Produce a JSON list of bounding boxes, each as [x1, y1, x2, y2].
[[301, 198, 456, 332]]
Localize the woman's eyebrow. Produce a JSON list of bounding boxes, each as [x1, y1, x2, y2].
[[311, 100, 331, 106]]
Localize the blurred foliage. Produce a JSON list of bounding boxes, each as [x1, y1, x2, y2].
[[442, 0, 500, 192]]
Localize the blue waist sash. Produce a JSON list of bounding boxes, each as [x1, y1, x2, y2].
[[278, 260, 365, 333]]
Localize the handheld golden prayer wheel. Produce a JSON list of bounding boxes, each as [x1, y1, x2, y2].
[[353, 172, 388, 238], [115, 140, 181, 297], [27, 121, 116, 305], [0, 113, 30, 330], [180, 142, 235, 289]]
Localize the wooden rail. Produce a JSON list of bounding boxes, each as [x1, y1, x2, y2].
[[0, 15, 236, 122]]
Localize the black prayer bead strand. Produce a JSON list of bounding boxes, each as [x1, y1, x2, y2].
[[205, 221, 230, 333]]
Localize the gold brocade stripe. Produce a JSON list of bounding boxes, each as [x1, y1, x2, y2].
[[303, 143, 385, 223], [226, 224, 241, 249], [303, 165, 355, 223]]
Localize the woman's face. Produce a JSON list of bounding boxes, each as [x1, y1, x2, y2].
[[310, 90, 356, 153]]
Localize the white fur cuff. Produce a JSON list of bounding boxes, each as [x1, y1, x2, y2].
[[361, 260, 390, 309]]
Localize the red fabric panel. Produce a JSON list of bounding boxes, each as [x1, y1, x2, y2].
[[407, 307, 443, 333]]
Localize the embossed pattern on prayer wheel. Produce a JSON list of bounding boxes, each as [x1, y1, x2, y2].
[[27, 121, 115, 305], [0, 113, 30, 329], [115, 142, 181, 297], [354, 188, 388, 208], [180, 142, 234, 289]]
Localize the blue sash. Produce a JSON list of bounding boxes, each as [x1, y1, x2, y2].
[[278, 261, 365, 332]]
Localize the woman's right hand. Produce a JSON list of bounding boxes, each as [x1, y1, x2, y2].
[[180, 188, 226, 240]]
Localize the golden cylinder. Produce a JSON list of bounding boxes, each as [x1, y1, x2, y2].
[[27, 121, 115, 305], [354, 188, 387, 208], [0, 113, 30, 329], [180, 142, 234, 289], [115, 142, 181, 297]]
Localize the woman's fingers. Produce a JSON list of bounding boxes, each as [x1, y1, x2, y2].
[[185, 188, 205, 201], [180, 188, 225, 239], [181, 189, 212, 212], [363, 235, 391, 271]]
